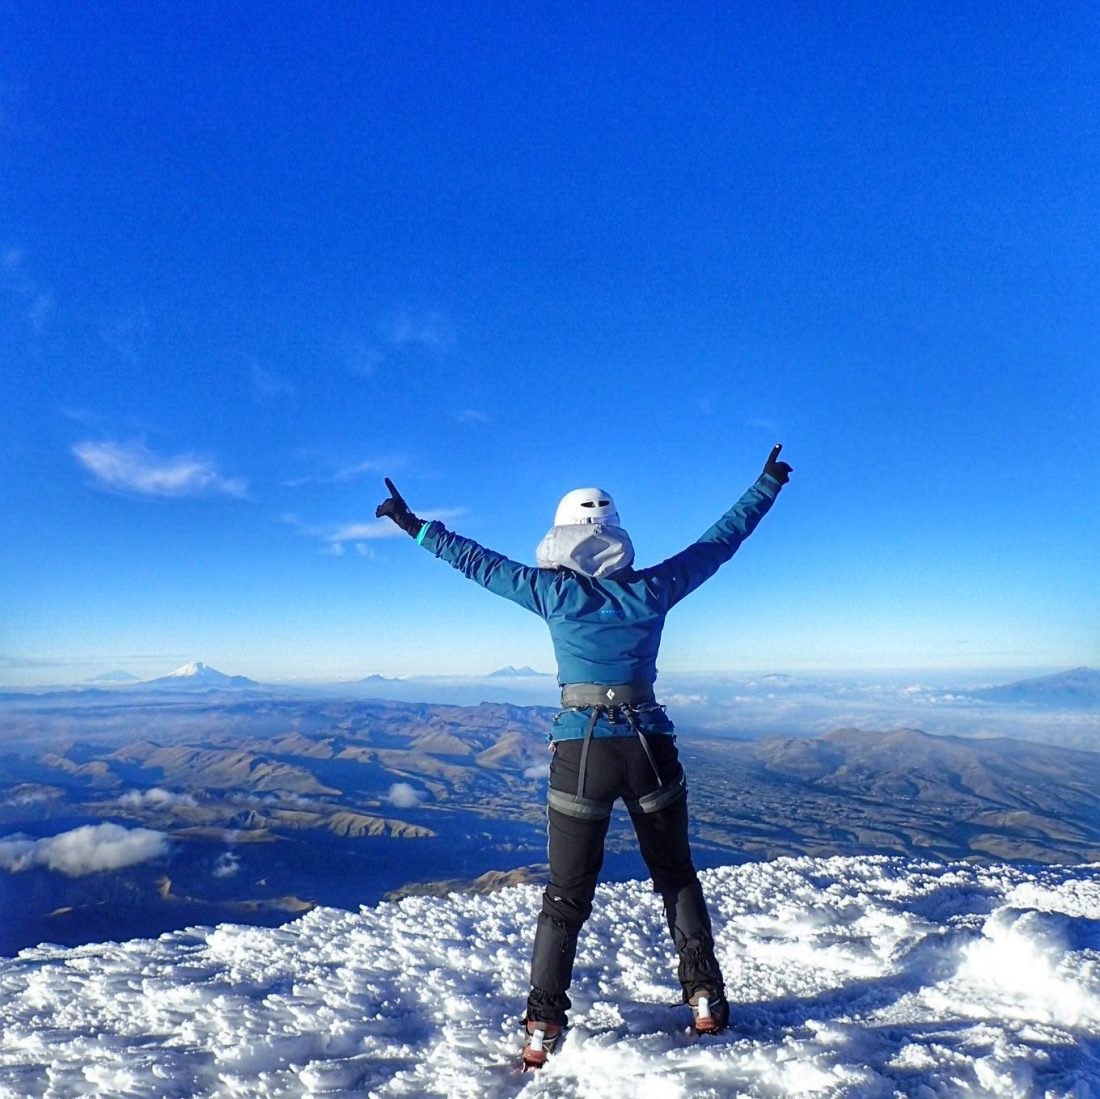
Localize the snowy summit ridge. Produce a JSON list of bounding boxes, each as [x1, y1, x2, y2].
[[167, 661, 215, 678], [143, 662, 258, 690], [2, 855, 1099, 1097]]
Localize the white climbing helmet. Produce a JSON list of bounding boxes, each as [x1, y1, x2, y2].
[[553, 487, 620, 527]]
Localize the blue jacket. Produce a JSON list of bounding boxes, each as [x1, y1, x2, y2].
[[417, 474, 782, 739]]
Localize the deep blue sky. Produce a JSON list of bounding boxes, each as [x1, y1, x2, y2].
[[2, 3, 1097, 684]]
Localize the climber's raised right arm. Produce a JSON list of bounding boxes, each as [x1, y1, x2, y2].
[[375, 478, 546, 616]]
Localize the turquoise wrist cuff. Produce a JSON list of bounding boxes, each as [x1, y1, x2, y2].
[[415, 521, 430, 545]]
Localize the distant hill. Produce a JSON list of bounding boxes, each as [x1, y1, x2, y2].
[[486, 665, 551, 678], [975, 667, 1100, 708], [85, 670, 140, 683], [686, 725, 1100, 863], [5, 690, 1100, 957], [142, 662, 260, 690]]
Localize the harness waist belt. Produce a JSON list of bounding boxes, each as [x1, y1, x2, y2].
[[561, 682, 662, 801], [561, 682, 656, 708]]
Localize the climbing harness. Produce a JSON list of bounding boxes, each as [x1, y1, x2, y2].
[[547, 683, 687, 821]]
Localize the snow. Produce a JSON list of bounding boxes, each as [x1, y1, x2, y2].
[[167, 662, 210, 678], [2, 856, 1100, 1098]]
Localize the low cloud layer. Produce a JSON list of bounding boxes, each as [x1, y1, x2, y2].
[[212, 851, 241, 879], [118, 788, 197, 810], [0, 823, 171, 876], [73, 439, 247, 498], [386, 782, 425, 809]]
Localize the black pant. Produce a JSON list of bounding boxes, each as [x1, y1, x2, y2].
[[527, 733, 724, 1025]]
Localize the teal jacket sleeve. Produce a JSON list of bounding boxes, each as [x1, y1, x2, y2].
[[416, 521, 547, 617], [639, 475, 782, 609]]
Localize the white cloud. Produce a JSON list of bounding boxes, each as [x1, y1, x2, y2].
[[664, 693, 709, 707], [212, 851, 240, 878], [118, 788, 197, 810], [328, 519, 410, 542], [330, 507, 467, 544], [457, 409, 490, 424], [0, 788, 58, 808], [386, 783, 425, 809], [73, 440, 248, 498], [0, 823, 170, 876], [282, 507, 467, 553]]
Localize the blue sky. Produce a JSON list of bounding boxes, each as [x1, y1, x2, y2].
[[1, 4, 1097, 685]]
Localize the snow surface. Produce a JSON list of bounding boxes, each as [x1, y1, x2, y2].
[[2, 856, 1100, 1098], [166, 662, 213, 678]]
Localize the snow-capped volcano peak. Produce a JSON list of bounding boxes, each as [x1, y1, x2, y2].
[[163, 661, 233, 684], [144, 662, 258, 690], [167, 661, 211, 678]]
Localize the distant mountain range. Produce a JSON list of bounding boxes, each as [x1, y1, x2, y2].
[[974, 666, 1099, 708], [84, 670, 140, 683], [3, 686, 1100, 955], [689, 725, 1100, 863], [43, 665, 1100, 708]]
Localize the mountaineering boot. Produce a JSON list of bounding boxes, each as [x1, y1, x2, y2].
[[521, 1018, 564, 1071], [688, 987, 730, 1034]]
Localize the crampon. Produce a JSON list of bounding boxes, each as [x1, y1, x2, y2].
[[688, 989, 729, 1035], [520, 1018, 563, 1071]]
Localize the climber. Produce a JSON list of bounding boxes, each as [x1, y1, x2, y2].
[[376, 445, 792, 1066]]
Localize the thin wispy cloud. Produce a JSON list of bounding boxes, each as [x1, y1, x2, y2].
[[283, 457, 395, 488], [746, 415, 781, 434], [282, 506, 466, 554], [59, 407, 107, 428], [389, 310, 454, 353], [339, 310, 455, 382], [326, 519, 409, 542], [99, 305, 151, 362], [327, 508, 466, 544], [343, 339, 384, 379], [2, 245, 54, 332], [457, 409, 490, 424], [251, 362, 294, 399], [0, 654, 54, 670], [73, 440, 248, 499]]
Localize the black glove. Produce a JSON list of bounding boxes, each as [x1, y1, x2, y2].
[[762, 443, 793, 485], [375, 478, 425, 538]]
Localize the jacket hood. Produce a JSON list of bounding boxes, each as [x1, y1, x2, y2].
[[535, 524, 635, 579]]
